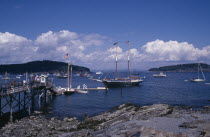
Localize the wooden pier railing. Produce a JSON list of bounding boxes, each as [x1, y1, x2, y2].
[[0, 79, 54, 123]]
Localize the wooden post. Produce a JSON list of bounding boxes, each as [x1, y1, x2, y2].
[[10, 95, 13, 123], [39, 92, 43, 109], [0, 96, 1, 116], [31, 89, 35, 112], [39, 92, 41, 109], [28, 104, 31, 116], [18, 92, 20, 112], [23, 92, 26, 109], [45, 88, 47, 104], [28, 93, 31, 116]]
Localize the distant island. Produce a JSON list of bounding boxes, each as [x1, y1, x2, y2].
[[0, 60, 90, 74], [149, 63, 210, 72]]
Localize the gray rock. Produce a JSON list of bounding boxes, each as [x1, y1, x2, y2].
[[1, 104, 210, 137]]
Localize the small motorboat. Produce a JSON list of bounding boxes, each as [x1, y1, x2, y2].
[[75, 84, 88, 94], [76, 89, 88, 94], [64, 88, 75, 95], [97, 87, 107, 90], [96, 71, 103, 75], [153, 72, 166, 77]]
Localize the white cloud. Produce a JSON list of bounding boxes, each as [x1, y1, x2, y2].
[[140, 39, 210, 62], [0, 32, 30, 44], [0, 30, 108, 66], [107, 46, 123, 53], [1, 31, 210, 70]]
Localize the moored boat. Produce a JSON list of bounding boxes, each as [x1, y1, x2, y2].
[[96, 71, 103, 75], [102, 41, 143, 87], [2, 72, 10, 80], [103, 78, 143, 87], [57, 75, 68, 78], [153, 72, 166, 77], [191, 63, 206, 82]]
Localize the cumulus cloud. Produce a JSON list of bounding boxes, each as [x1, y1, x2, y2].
[[0, 30, 108, 66], [0, 32, 35, 63], [139, 39, 210, 62], [1, 31, 210, 70]]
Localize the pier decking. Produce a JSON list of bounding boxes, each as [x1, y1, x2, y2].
[[0, 79, 53, 123]]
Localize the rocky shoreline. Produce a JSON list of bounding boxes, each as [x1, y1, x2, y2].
[[0, 104, 210, 137]]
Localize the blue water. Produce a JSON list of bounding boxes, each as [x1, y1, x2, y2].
[[45, 71, 210, 119]]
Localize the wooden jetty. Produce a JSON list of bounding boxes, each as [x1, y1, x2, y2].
[[0, 77, 53, 123]]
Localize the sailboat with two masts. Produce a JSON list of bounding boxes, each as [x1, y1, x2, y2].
[[102, 41, 143, 87], [65, 63, 89, 94], [64, 63, 75, 94], [191, 63, 206, 82]]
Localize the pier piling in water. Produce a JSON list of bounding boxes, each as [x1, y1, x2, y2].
[[0, 79, 53, 123]]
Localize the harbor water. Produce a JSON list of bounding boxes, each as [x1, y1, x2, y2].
[[1, 72, 210, 119], [46, 71, 210, 119]]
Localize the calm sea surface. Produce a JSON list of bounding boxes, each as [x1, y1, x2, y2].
[[1, 71, 210, 119], [47, 71, 210, 119]]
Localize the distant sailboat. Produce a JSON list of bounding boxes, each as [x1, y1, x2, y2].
[[102, 41, 143, 87], [2, 72, 10, 80], [191, 63, 206, 82]]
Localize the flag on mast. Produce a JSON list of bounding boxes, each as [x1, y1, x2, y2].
[[64, 53, 69, 59], [113, 42, 118, 45]]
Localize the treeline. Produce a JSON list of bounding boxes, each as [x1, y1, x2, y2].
[[0, 60, 90, 74], [149, 63, 210, 72]]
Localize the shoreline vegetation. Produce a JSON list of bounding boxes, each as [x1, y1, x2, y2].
[[149, 63, 210, 72], [0, 103, 210, 137], [0, 60, 90, 74]]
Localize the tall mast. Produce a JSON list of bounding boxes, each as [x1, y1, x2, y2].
[[115, 46, 118, 79], [113, 42, 118, 80], [126, 41, 131, 78], [200, 63, 206, 80], [198, 63, 200, 79], [68, 63, 70, 89], [70, 63, 73, 88]]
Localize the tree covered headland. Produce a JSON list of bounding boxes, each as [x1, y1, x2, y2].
[[149, 63, 210, 72], [0, 60, 90, 74]]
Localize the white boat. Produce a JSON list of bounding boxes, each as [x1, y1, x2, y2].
[[97, 87, 107, 90], [153, 72, 166, 77], [96, 71, 103, 75], [75, 84, 88, 94], [76, 89, 88, 94], [191, 63, 206, 82], [16, 76, 21, 79], [53, 86, 66, 95], [96, 79, 102, 82], [2, 72, 10, 80]]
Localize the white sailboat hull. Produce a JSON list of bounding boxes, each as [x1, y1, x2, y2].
[[191, 63, 206, 82], [153, 74, 166, 77], [191, 79, 205, 82]]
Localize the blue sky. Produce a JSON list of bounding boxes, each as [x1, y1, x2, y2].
[[0, 0, 210, 70]]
